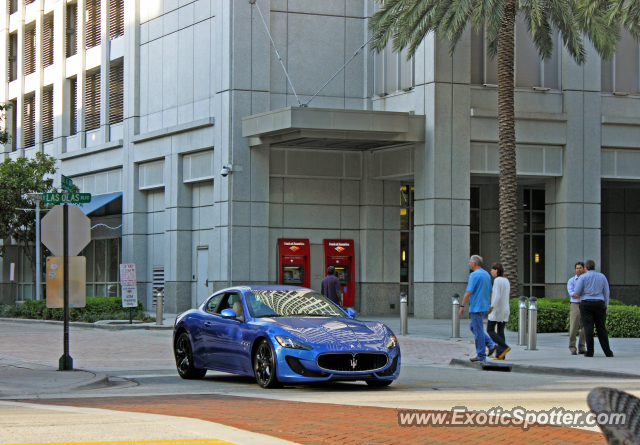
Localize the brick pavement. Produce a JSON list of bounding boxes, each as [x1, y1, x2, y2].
[[0, 325, 474, 370], [23, 395, 605, 445]]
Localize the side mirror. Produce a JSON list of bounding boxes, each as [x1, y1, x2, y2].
[[346, 308, 357, 318], [221, 308, 237, 319]]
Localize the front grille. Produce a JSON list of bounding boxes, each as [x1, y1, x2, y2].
[[317, 353, 388, 372]]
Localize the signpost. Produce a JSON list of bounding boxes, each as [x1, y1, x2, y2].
[[41, 195, 92, 371], [61, 175, 73, 194], [120, 264, 137, 324]]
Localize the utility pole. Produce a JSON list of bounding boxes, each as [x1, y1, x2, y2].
[[26, 193, 42, 300]]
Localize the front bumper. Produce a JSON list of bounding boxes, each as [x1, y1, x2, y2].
[[275, 346, 401, 383]]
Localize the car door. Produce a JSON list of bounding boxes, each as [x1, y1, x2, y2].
[[201, 293, 224, 368], [207, 293, 247, 370]]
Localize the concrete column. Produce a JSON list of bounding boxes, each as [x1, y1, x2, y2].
[[99, 0, 108, 142], [1, 2, 8, 157], [53, 0, 68, 155], [413, 30, 471, 318], [123, 0, 139, 135], [34, 0, 42, 152], [545, 42, 602, 298], [76, 0, 85, 149], [163, 153, 192, 313], [16, 1, 23, 153]]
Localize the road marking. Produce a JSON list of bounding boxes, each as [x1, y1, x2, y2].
[[4, 441, 234, 445]]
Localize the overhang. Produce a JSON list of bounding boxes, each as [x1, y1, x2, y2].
[[76, 191, 123, 216], [242, 107, 425, 150]]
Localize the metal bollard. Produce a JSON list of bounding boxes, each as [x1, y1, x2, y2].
[[526, 297, 538, 351], [518, 296, 528, 346], [156, 289, 164, 326], [451, 293, 461, 338], [399, 292, 408, 336]]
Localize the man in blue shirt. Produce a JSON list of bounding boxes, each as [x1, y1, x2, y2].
[[567, 261, 586, 355], [572, 260, 613, 358], [321, 266, 343, 306], [459, 255, 496, 362]]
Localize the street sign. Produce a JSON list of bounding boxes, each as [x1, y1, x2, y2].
[[46, 256, 86, 308], [41, 205, 92, 256], [42, 193, 91, 204], [119, 264, 137, 286], [122, 285, 138, 308], [61, 175, 73, 194]]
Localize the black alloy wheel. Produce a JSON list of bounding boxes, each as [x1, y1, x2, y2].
[[365, 379, 393, 387], [174, 332, 207, 380], [253, 339, 280, 388]]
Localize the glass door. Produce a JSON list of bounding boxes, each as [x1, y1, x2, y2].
[[400, 184, 414, 313]]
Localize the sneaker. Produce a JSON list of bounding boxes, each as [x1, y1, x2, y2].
[[570, 349, 577, 355], [579, 350, 586, 355], [487, 346, 497, 357], [470, 357, 486, 362], [497, 347, 511, 360], [492, 357, 504, 361], [606, 352, 614, 358], [585, 353, 594, 357]]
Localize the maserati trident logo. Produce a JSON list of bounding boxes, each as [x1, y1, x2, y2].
[[289, 246, 301, 252], [350, 357, 357, 369], [335, 246, 346, 253]]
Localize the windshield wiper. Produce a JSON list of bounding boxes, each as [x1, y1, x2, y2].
[[257, 314, 284, 318]]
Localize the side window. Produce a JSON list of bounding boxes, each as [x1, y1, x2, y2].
[[215, 293, 245, 321], [205, 294, 223, 313]]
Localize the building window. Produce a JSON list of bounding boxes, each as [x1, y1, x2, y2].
[[9, 99, 16, 152], [42, 88, 54, 143], [67, 3, 77, 58], [25, 0, 35, 4], [400, 184, 414, 309], [109, 0, 124, 40], [70, 77, 78, 135], [17, 247, 35, 301], [602, 28, 639, 94], [9, 0, 17, 14], [470, 187, 481, 256], [523, 188, 545, 297], [471, 16, 561, 89], [8, 33, 17, 82], [43, 15, 54, 68], [85, 70, 101, 131], [109, 62, 123, 124], [24, 26, 36, 76], [86, 0, 101, 49], [23, 95, 35, 148], [81, 238, 122, 297]]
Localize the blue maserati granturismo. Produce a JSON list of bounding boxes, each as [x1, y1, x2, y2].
[[172, 285, 401, 388]]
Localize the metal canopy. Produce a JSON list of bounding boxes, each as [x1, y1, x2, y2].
[[242, 107, 425, 150]]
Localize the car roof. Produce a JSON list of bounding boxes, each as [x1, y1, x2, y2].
[[220, 285, 314, 293]]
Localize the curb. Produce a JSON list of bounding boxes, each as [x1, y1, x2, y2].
[[0, 317, 173, 331], [449, 357, 640, 380]]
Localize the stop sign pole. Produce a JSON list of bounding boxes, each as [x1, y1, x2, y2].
[[61, 203, 72, 371]]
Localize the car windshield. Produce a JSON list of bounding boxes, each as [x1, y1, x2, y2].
[[245, 290, 344, 318]]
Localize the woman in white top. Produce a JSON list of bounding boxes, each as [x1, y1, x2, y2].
[[487, 263, 511, 360]]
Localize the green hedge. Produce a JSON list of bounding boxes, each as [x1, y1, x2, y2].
[[505, 297, 639, 337], [16, 297, 146, 322]]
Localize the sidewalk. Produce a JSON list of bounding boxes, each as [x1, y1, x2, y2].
[[361, 316, 640, 379]]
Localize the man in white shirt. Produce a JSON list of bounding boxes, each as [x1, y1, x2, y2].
[[567, 261, 586, 355]]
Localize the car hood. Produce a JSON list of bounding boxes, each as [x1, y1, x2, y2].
[[263, 317, 389, 350]]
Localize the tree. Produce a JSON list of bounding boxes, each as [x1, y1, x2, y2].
[[369, 0, 616, 298], [0, 153, 58, 291]]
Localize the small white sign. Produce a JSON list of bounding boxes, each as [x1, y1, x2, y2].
[[48, 272, 57, 279], [50, 264, 58, 270], [122, 285, 138, 308], [9, 263, 14, 281], [120, 263, 137, 286]]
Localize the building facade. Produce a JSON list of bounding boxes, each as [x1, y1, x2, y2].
[[1, 0, 638, 316]]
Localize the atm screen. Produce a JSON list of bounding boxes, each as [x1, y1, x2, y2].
[[335, 266, 349, 285], [283, 266, 303, 284]]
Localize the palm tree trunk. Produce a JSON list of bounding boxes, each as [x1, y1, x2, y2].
[[497, 0, 519, 299]]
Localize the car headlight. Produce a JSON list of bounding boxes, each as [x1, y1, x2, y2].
[[275, 335, 314, 350], [385, 334, 398, 349]]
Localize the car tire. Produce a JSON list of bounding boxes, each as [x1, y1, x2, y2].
[[253, 339, 281, 389], [174, 332, 207, 380], [365, 379, 393, 387]]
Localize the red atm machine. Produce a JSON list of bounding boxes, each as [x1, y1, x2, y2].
[[323, 239, 355, 306], [278, 239, 310, 289]]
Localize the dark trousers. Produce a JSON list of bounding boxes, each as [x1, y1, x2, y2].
[[486, 320, 509, 355], [579, 300, 612, 356]]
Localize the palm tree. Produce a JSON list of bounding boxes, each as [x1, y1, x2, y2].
[[369, 0, 617, 298]]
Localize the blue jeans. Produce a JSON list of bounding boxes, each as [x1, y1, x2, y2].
[[470, 312, 496, 361]]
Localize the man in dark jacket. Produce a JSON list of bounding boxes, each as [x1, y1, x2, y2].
[[320, 266, 343, 306]]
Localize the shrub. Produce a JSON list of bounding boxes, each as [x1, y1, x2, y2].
[[506, 297, 639, 338], [15, 297, 146, 322]]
